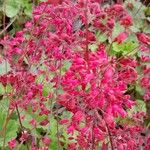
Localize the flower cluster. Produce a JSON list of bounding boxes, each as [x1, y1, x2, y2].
[[0, 0, 149, 149]]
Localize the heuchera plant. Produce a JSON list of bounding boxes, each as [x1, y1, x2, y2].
[[0, 0, 150, 149]]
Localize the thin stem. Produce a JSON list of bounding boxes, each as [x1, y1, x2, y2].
[[107, 41, 114, 55], [96, 110, 114, 150], [15, 104, 30, 150], [56, 59, 62, 150], [91, 120, 95, 150], [15, 104, 23, 128], [84, 0, 89, 62], [0, 16, 17, 36], [104, 121, 114, 150]]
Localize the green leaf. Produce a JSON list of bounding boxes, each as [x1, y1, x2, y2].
[[0, 110, 18, 146], [136, 84, 145, 96], [129, 99, 146, 115], [112, 23, 124, 40], [111, 40, 138, 56], [89, 44, 98, 52], [143, 26, 150, 34], [43, 84, 53, 97], [96, 30, 108, 43], [49, 117, 58, 150], [126, 0, 146, 18], [0, 97, 9, 112], [5, 0, 21, 18], [21, 0, 32, 17], [0, 83, 5, 95], [130, 26, 140, 33], [0, 61, 11, 75], [145, 7, 150, 17], [61, 60, 71, 75], [133, 19, 144, 30], [24, 4, 32, 17]]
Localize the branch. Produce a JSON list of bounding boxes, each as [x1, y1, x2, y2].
[[0, 16, 17, 36]]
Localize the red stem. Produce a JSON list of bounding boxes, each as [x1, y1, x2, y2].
[[84, 0, 89, 62]]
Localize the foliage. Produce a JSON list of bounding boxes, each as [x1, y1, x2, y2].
[[0, 0, 43, 36]]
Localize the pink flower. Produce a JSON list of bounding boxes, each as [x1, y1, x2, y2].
[[8, 139, 17, 149], [29, 118, 37, 127], [120, 58, 137, 67], [137, 33, 150, 44], [104, 66, 114, 79], [107, 18, 115, 28], [120, 15, 133, 26], [27, 91, 33, 99], [20, 130, 29, 142], [93, 127, 105, 141], [32, 146, 38, 150], [59, 119, 69, 125], [87, 31, 96, 41], [145, 136, 150, 149], [127, 139, 136, 150], [112, 105, 127, 118], [0, 75, 7, 87], [93, 20, 106, 30], [112, 4, 124, 13], [25, 21, 32, 28], [104, 114, 115, 128], [68, 143, 76, 150], [39, 119, 49, 126], [67, 125, 75, 134], [114, 32, 128, 44], [144, 91, 150, 100], [77, 136, 88, 148], [42, 137, 51, 145], [47, 0, 63, 5], [101, 142, 108, 150], [73, 111, 84, 122]]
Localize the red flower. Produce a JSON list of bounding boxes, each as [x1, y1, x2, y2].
[[120, 15, 133, 27], [47, 0, 63, 5], [42, 137, 51, 145], [112, 4, 124, 13], [73, 111, 84, 122], [20, 130, 29, 142], [59, 119, 69, 125], [114, 32, 128, 44], [107, 18, 115, 28], [40, 119, 49, 126], [8, 139, 17, 149], [137, 33, 150, 44]]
